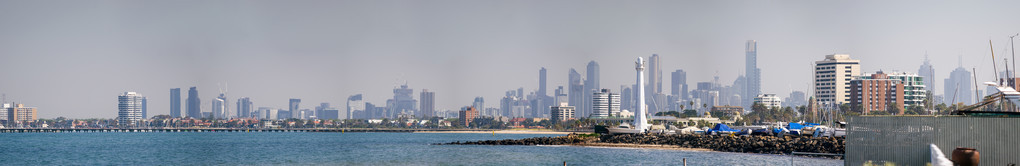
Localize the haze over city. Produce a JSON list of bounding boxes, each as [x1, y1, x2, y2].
[[1, 0, 1020, 119]]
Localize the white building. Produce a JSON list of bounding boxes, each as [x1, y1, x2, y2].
[[118, 92, 144, 127], [550, 102, 575, 122], [754, 94, 783, 108], [592, 89, 621, 117], [814, 54, 861, 104]]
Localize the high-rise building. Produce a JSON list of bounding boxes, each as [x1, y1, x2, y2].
[[621, 86, 632, 112], [118, 92, 144, 127], [289, 98, 301, 119], [753, 94, 782, 108], [554, 86, 567, 106], [814, 54, 861, 104], [6, 103, 37, 126], [420, 90, 435, 118], [212, 94, 227, 119], [237, 97, 252, 118], [141, 97, 147, 119], [567, 68, 584, 118], [472, 97, 485, 116], [535, 67, 553, 118], [944, 64, 973, 105], [538, 67, 548, 97], [671, 69, 688, 100], [186, 87, 201, 118], [346, 94, 363, 119], [851, 71, 905, 114], [784, 91, 807, 107], [386, 84, 417, 118], [458, 106, 478, 127], [648, 54, 662, 95], [170, 88, 181, 118], [745, 40, 762, 110], [646, 54, 662, 114], [550, 102, 575, 122], [872, 72, 926, 108], [918, 54, 935, 93], [583, 61, 600, 118], [592, 89, 621, 117]]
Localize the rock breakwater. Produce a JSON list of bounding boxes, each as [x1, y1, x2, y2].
[[442, 133, 843, 158]]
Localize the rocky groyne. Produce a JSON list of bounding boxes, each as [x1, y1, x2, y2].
[[442, 133, 843, 158]]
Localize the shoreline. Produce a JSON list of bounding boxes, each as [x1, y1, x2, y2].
[[560, 142, 713, 151], [416, 130, 584, 135]]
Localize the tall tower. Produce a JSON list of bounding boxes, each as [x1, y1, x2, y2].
[[568, 68, 584, 119], [141, 97, 147, 119], [539, 68, 548, 97], [583, 61, 600, 118], [473, 97, 485, 116], [918, 54, 935, 92], [186, 87, 201, 118], [646, 54, 662, 113], [118, 92, 144, 127], [420, 90, 435, 118], [212, 94, 227, 119], [237, 97, 252, 118], [346, 94, 363, 119], [745, 40, 761, 109], [635, 57, 649, 132], [945, 60, 973, 105], [289, 98, 301, 119], [170, 88, 181, 118]]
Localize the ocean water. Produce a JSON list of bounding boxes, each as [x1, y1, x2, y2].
[[0, 132, 841, 165]]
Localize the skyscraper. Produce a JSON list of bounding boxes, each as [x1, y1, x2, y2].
[[186, 87, 201, 118], [945, 63, 973, 105], [170, 88, 181, 118], [237, 97, 252, 118], [538, 67, 548, 97], [212, 94, 227, 119], [387, 84, 417, 118], [118, 92, 144, 127], [346, 94, 363, 119], [535, 67, 552, 118], [567, 68, 584, 118], [289, 98, 301, 119], [918, 54, 935, 93], [141, 97, 147, 119], [671, 69, 687, 100], [583, 61, 600, 118], [420, 89, 435, 118], [648, 54, 662, 94], [745, 40, 761, 110], [814, 54, 860, 104], [472, 97, 485, 116], [646, 54, 663, 114]]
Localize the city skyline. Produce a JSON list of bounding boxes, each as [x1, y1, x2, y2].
[[2, 1, 1020, 118]]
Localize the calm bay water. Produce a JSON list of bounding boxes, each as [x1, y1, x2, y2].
[[0, 132, 841, 165]]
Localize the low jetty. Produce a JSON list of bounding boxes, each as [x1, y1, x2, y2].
[[441, 133, 844, 158]]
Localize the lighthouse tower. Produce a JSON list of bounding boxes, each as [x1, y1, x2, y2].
[[635, 57, 649, 132]]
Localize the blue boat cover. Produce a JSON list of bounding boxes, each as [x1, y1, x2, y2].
[[787, 122, 804, 130], [711, 124, 739, 132]]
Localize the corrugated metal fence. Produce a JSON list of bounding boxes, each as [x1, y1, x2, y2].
[[846, 116, 1020, 165]]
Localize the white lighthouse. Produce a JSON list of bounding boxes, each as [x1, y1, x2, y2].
[[634, 57, 649, 132]]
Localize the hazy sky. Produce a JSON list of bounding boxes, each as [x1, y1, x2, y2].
[[2, 0, 1019, 119]]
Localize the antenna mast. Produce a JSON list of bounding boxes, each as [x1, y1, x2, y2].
[[991, 40, 1000, 81]]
